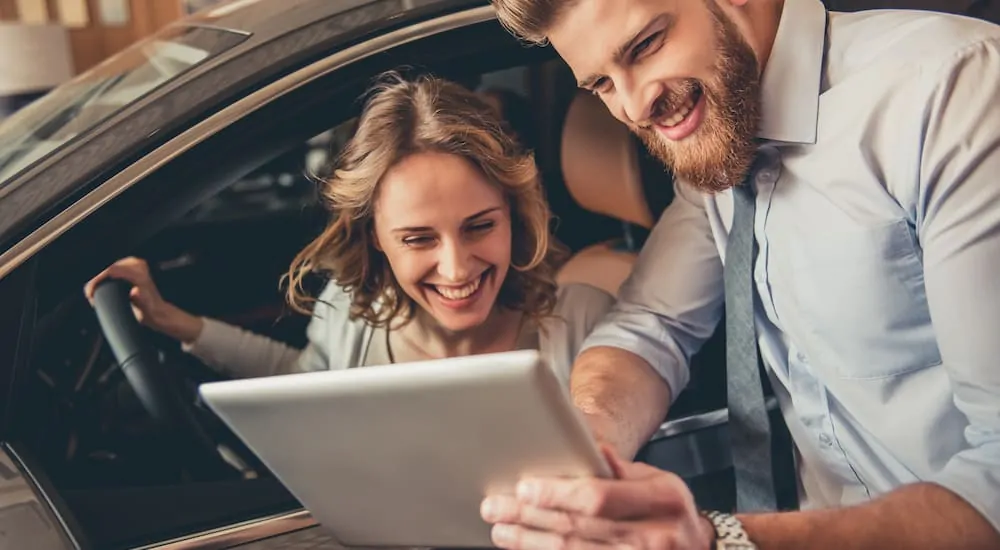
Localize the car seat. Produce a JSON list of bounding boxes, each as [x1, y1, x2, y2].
[[555, 91, 656, 295]]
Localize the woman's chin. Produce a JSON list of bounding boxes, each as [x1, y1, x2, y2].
[[427, 306, 494, 334]]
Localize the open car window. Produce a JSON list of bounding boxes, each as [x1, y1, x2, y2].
[[5, 8, 572, 546], [0, 25, 248, 188]]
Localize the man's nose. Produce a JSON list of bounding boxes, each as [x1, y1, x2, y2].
[[618, 77, 663, 126], [437, 240, 473, 282]]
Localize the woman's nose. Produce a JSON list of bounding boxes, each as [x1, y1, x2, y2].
[[437, 241, 474, 282]]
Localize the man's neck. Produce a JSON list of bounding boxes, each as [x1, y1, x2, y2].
[[752, 0, 785, 75]]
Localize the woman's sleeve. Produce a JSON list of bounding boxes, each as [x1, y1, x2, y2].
[[183, 318, 308, 378], [183, 282, 356, 378], [542, 283, 617, 386]]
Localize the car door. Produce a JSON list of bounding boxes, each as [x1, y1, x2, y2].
[[0, 4, 577, 549]]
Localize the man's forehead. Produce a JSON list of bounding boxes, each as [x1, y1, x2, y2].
[[547, 0, 678, 83]]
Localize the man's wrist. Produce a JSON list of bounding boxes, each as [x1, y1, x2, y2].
[[700, 511, 757, 550], [699, 511, 719, 550]]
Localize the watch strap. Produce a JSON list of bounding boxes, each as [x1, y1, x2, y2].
[[702, 511, 757, 550]]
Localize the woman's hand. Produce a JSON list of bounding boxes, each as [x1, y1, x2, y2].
[[84, 257, 204, 344]]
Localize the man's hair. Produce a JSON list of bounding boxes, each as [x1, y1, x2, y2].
[[284, 72, 566, 327], [490, 0, 579, 44]]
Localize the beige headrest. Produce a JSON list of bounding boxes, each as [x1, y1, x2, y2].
[[560, 91, 653, 228]]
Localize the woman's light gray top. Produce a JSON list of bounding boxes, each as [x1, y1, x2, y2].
[[184, 281, 615, 387]]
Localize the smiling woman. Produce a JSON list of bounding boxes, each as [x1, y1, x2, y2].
[[84, 71, 615, 386]]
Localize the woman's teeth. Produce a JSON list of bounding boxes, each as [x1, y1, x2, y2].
[[434, 275, 483, 300]]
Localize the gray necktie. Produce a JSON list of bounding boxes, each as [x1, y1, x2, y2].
[[724, 147, 780, 513]]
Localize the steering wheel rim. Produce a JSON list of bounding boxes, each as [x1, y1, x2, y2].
[[91, 279, 234, 479]]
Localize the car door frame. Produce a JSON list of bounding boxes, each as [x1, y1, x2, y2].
[[0, 5, 567, 549]]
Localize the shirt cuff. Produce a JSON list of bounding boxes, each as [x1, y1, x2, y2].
[[580, 321, 690, 404]]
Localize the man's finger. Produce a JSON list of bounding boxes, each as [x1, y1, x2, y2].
[[482, 496, 626, 542], [515, 473, 688, 519], [491, 523, 614, 550]]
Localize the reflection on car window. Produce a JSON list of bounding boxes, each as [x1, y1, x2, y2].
[[20, 116, 361, 550], [0, 25, 248, 188], [177, 118, 358, 227]]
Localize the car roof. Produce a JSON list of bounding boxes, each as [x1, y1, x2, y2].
[[0, 0, 489, 259], [182, 0, 456, 54], [184, 0, 402, 36]]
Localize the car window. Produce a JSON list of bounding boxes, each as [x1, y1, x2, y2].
[[19, 68, 545, 549], [177, 119, 356, 227], [0, 25, 248, 188], [6, 11, 572, 546]]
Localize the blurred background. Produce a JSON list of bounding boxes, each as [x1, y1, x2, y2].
[[0, 0, 224, 119]]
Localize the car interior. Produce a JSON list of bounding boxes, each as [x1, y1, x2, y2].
[[5, 20, 732, 549]]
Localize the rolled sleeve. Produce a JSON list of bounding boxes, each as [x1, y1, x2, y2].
[[582, 178, 725, 401], [918, 39, 1000, 533]]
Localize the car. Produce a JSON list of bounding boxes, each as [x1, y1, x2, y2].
[[0, 0, 790, 548]]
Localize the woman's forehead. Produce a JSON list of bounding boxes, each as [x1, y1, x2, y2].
[[375, 151, 506, 228]]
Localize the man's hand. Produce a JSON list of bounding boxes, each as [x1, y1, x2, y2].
[[480, 447, 715, 550]]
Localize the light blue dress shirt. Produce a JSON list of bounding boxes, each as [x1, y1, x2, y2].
[[582, 0, 1000, 531]]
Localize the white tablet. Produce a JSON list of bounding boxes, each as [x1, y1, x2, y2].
[[198, 350, 612, 548]]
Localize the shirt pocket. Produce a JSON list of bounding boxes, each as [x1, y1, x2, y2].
[[785, 218, 941, 379]]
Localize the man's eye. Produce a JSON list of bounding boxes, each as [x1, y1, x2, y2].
[[591, 78, 611, 95], [631, 31, 661, 60]]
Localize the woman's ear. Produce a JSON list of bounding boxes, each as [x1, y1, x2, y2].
[[371, 227, 384, 252]]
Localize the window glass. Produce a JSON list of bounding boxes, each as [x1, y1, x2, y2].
[[0, 25, 248, 188], [17, 58, 556, 549]]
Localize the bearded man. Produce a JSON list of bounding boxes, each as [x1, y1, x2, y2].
[[478, 1, 1000, 549]]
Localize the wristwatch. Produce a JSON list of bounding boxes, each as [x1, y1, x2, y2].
[[702, 511, 757, 550]]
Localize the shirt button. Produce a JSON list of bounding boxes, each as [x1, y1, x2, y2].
[[755, 169, 777, 184], [819, 433, 834, 447]]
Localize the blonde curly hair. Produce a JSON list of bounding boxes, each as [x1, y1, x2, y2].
[[284, 73, 567, 327]]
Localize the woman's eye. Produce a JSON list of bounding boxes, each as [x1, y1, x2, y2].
[[402, 236, 434, 247], [467, 221, 495, 234]]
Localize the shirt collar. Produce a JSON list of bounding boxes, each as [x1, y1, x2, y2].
[[757, 0, 827, 144]]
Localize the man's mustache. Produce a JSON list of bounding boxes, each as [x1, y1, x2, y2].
[[635, 79, 703, 129]]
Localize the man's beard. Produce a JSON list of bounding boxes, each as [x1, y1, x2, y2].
[[632, 2, 762, 193]]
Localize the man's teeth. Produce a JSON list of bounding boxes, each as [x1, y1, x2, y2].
[[435, 276, 482, 300], [661, 96, 696, 128]]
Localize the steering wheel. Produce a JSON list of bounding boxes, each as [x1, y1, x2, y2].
[[91, 279, 238, 480]]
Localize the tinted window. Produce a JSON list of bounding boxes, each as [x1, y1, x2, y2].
[[0, 25, 247, 187]]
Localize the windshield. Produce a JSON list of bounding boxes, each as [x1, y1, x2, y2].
[[0, 25, 248, 188]]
